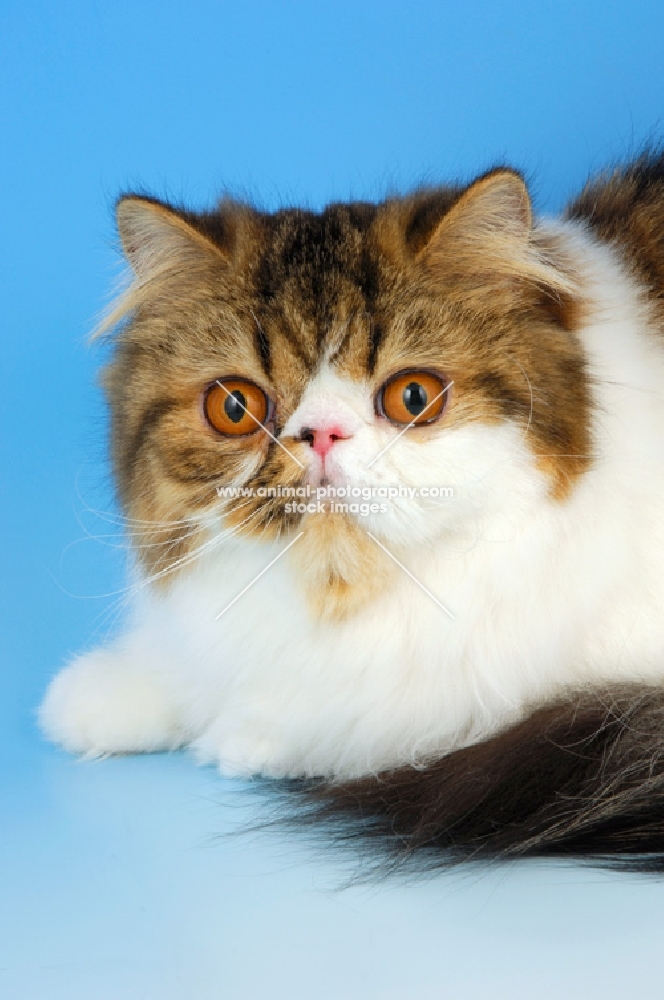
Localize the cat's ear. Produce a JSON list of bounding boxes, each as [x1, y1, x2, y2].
[[418, 170, 576, 300], [116, 196, 228, 278], [424, 170, 532, 255], [93, 197, 231, 339]]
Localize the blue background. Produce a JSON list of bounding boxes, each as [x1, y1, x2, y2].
[[2, 2, 664, 996]]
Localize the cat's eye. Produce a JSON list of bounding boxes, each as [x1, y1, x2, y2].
[[204, 378, 270, 436], [377, 370, 448, 426]]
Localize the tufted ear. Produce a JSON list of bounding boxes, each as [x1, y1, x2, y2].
[[93, 197, 231, 340], [417, 169, 576, 304], [427, 169, 531, 247], [418, 170, 530, 271], [116, 196, 228, 279]]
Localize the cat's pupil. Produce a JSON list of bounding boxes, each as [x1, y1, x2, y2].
[[403, 381, 427, 416], [224, 390, 247, 423]]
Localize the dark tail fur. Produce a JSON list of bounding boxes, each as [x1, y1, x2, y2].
[[284, 687, 664, 873]]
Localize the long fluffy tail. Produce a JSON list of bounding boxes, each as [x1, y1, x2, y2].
[[284, 687, 664, 873]]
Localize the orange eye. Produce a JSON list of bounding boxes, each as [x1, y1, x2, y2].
[[378, 370, 448, 426], [204, 378, 270, 437]]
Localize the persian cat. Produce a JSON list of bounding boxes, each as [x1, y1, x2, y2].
[[40, 154, 664, 869]]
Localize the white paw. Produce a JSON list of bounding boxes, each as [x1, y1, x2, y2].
[[191, 725, 282, 778], [39, 647, 184, 756]]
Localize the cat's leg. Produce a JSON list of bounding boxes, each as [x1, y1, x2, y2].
[[39, 633, 187, 756]]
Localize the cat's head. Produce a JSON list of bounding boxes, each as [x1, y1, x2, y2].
[[101, 170, 590, 617]]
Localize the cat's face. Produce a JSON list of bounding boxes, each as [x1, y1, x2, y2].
[[102, 171, 590, 616]]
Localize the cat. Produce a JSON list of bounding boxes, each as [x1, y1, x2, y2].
[[40, 153, 664, 869]]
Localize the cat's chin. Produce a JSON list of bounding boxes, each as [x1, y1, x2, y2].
[[288, 513, 397, 621]]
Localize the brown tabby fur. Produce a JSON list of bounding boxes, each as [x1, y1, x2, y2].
[[567, 151, 664, 331]]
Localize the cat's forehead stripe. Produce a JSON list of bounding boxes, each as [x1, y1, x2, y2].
[[253, 205, 381, 352], [252, 312, 271, 377], [244, 204, 395, 387]]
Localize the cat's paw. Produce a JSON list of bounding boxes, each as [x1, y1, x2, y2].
[[39, 648, 184, 756], [191, 724, 282, 778]]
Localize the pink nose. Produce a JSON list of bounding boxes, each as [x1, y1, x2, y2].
[[299, 424, 350, 459]]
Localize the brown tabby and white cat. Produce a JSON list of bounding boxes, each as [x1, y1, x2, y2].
[[40, 154, 664, 868]]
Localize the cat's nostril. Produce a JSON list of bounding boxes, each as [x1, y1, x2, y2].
[[298, 424, 351, 459]]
